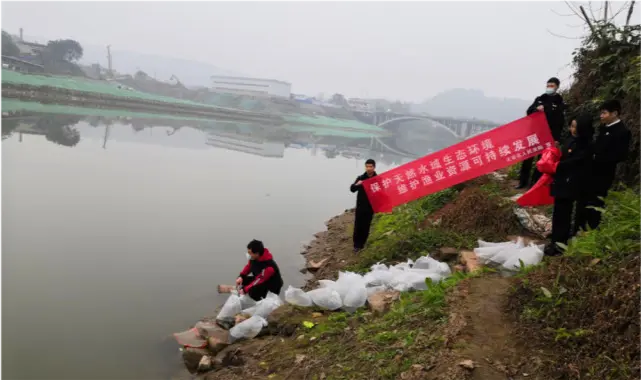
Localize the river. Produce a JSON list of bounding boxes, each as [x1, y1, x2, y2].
[[2, 108, 458, 379]]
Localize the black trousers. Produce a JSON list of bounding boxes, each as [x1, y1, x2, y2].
[[353, 209, 374, 249], [519, 156, 542, 188], [575, 194, 606, 232], [551, 197, 574, 246], [241, 275, 282, 301]]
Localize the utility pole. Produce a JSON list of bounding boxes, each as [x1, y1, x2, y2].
[[106, 45, 113, 78], [103, 125, 110, 149]]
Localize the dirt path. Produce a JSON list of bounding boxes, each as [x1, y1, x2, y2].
[[430, 275, 549, 380]]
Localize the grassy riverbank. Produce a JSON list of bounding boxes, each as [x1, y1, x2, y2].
[[201, 174, 529, 380], [191, 171, 639, 380]]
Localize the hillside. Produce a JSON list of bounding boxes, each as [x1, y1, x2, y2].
[[411, 89, 531, 124]]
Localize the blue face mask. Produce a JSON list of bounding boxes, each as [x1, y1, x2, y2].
[[545, 88, 556, 95]]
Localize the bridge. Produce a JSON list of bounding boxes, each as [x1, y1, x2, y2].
[[352, 110, 499, 140]]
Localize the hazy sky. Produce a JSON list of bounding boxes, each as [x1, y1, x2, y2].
[[2, 1, 637, 101]]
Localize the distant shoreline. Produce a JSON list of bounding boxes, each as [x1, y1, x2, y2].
[[1, 83, 285, 125]]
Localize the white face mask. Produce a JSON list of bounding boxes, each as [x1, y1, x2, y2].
[[545, 88, 556, 95], [246, 253, 252, 260]]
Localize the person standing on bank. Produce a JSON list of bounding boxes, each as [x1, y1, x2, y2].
[[350, 159, 377, 253], [577, 100, 631, 231], [546, 115, 595, 256], [517, 77, 566, 190]]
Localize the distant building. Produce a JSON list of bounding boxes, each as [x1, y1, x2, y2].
[[2, 55, 44, 73], [206, 132, 285, 158], [347, 98, 373, 112], [210, 75, 291, 98], [15, 40, 46, 57]]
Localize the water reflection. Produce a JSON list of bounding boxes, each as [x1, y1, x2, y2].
[[2, 110, 460, 165], [2, 107, 460, 380]]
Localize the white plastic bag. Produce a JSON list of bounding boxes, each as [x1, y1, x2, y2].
[[216, 294, 242, 323], [229, 315, 267, 342], [239, 294, 257, 310], [335, 272, 366, 301], [318, 279, 337, 289], [413, 256, 452, 276], [477, 239, 516, 248], [284, 286, 313, 307], [393, 259, 414, 270], [343, 286, 368, 311], [502, 244, 544, 271], [407, 269, 445, 289], [475, 238, 524, 265], [252, 292, 283, 318], [370, 262, 388, 271], [306, 288, 343, 310], [363, 270, 394, 287]]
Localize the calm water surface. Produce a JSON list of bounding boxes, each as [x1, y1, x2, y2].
[[3, 119, 408, 379]]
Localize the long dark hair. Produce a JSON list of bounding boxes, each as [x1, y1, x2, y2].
[[573, 114, 595, 142]]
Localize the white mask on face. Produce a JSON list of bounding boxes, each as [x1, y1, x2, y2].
[[246, 253, 252, 260]]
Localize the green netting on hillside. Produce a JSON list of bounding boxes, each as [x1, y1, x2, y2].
[[2, 69, 229, 110], [1, 98, 216, 123], [285, 114, 385, 132]]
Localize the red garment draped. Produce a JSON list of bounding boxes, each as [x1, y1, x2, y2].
[[516, 147, 561, 207]]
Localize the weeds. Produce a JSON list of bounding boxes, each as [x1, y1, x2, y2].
[[508, 188, 641, 378]]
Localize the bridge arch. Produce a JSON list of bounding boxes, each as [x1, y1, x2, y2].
[[377, 116, 462, 139]]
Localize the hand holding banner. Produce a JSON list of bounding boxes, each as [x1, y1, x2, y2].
[[363, 112, 554, 213]]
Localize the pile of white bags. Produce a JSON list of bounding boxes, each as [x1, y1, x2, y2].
[[242, 292, 283, 319], [284, 255, 453, 311], [474, 237, 544, 271]]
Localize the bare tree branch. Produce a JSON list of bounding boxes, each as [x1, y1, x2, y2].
[[552, 8, 579, 17], [607, 1, 629, 22], [579, 5, 597, 33], [546, 28, 585, 40], [565, 1, 586, 19], [626, 0, 636, 25]]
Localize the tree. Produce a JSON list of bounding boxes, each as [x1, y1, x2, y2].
[[35, 115, 83, 147], [2, 30, 20, 57], [134, 70, 151, 80], [330, 93, 348, 106], [45, 39, 83, 62]]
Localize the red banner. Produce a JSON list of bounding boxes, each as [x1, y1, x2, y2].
[[364, 112, 554, 213]]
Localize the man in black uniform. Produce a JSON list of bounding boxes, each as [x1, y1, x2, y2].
[[577, 100, 631, 231], [517, 77, 566, 189], [350, 159, 377, 253]]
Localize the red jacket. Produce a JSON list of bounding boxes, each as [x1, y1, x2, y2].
[[239, 249, 278, 293]]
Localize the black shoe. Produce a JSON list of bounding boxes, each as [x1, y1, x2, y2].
[[353, 247, 362, 254], [544, 244, 562, 257]]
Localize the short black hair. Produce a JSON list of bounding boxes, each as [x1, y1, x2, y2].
[[599, 99, 621, 115], [547, 77, 560, 86], [247, 239, 265, 255], [365, 159, 376, 167]]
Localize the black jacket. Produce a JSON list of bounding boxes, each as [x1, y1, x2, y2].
[[550, 136, 593, 199], [591, 120, 631, 196], [526, 93, 566, 141], [350, 172, 377, 214]]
